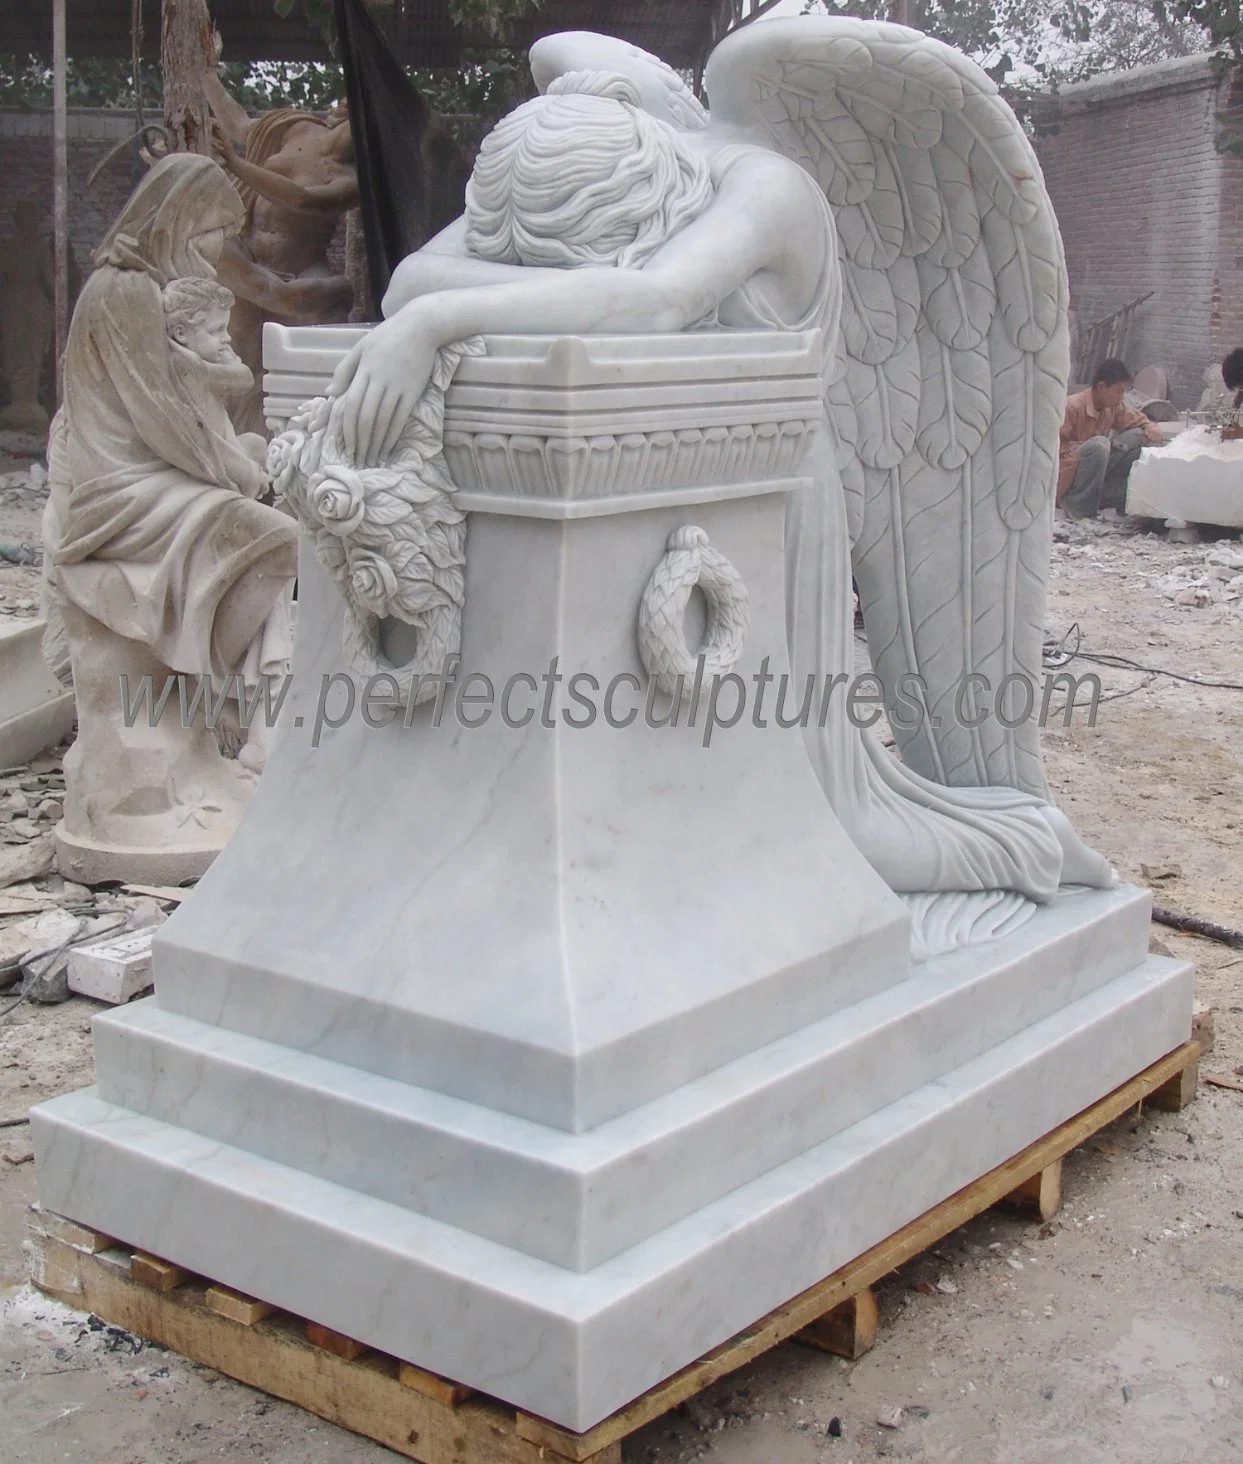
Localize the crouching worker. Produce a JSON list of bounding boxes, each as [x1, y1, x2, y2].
[[1058, 358, 1164, 519]]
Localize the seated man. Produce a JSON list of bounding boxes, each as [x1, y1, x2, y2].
[[1058, 358, 1164, 519]]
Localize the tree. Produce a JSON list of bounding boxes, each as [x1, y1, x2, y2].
[[1153, 1, 1243, 60], [266, 0, 541, 146], [162, 0, 215, 152], [802, 0, 1208, 87]]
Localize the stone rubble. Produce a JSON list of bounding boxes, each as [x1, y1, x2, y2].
[[1050, 515, 1243, 615], [0, 742, 179, 1003]]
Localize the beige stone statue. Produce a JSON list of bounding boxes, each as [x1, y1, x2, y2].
[[206, 48, 358, 434], [41, 153, 298, 884], [0, 201, 54, 433]]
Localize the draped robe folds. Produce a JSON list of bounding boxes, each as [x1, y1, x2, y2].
[[49, 265, 296, 683], [709, 148, 1065, 903]]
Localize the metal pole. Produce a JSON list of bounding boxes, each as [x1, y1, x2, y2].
[[52, 0, 69, 400]]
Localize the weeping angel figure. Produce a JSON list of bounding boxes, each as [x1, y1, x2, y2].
[[324, 17, 1112, 932]]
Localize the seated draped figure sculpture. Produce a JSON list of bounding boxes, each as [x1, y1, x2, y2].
[[309, 26, 1113, 943], [42, 153, 298, 882]]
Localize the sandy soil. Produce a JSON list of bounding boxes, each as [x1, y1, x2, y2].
[[1, 463, 1240, 1463]]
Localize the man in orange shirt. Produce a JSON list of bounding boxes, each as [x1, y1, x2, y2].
[[1058, 358, 1164, 518]]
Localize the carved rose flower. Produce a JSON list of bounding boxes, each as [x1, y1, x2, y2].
[[266, 431, 303, 498], [309, 466, 366, 536], [347, 549, 399, 615]]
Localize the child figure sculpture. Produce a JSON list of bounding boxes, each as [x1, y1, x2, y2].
[[43, 154, 298, 882], [161, 277, 269, 470]]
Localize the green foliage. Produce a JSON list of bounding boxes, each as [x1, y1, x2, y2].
[[802, 0, 1212, 91], [411, 54, 535, 148], [273, 0, 336, 35], [218, 60, 345, 111], [446, 0, 544, 38], [1153, 1, 1243, 59], [265, 0, 542, 144], [0, 54, 162, 110], [0, 52, 349, 114]]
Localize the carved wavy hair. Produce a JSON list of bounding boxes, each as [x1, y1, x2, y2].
[[464, 72, 714, 270]]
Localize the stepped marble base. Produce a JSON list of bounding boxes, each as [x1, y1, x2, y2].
[[85, 885, 1149, 1272], [33, 927, 1191, 1431]]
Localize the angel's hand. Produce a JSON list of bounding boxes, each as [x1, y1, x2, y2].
[[327, 312, 438, 467]]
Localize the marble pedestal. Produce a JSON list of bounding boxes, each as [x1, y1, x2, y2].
[[53, 605, 255, 887], [33, 331, 1193, 1432]]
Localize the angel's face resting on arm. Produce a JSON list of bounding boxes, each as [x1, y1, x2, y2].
[[329, 73, 829, 463]]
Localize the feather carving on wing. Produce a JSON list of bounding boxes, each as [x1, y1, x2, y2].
[[705, 17, 1068, 800]]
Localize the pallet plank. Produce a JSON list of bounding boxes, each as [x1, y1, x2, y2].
[[1149, 1054, 1199, 1110], [131, 1252, 191, 1292], [399, 1361, 474, 1407], [795, 1286, 878, 1359], [205, 1284, 275, 1326], [28, 1206, 115, 1254], [1001, 1158, 1063, 1221], [306, 1321, 368, 1361], [27, 1230, 551, 1464]]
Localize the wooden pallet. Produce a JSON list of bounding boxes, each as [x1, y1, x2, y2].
[[26, 1041, 1198, 1464]]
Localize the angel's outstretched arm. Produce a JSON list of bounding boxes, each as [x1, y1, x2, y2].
[[333, 153, 825, 463], [382, 220, 569, 311]]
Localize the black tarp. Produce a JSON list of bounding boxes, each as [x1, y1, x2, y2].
[[332, 0, 471, 316]]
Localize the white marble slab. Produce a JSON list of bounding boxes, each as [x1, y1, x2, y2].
[[93, 884, 1149, 1270], [33, 953, 1192, 1432], [1128, 433, 1243, 527]]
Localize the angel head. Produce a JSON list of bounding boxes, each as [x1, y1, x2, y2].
[[162, 277, 237, 364], [464, 70, 714, 270]]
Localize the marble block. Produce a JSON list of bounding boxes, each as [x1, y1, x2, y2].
[[34, 951, 1192, 1431], [0, 619, 75, 768], [1128, 430, 1243, 527]]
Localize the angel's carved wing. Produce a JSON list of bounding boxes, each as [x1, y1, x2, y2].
[[706, 18, 1066, 799]]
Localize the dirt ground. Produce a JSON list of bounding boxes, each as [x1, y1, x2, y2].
[[1, 447, 1241, 1464]]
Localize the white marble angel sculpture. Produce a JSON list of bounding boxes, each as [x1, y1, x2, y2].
[[323, 18, 1113, 928]]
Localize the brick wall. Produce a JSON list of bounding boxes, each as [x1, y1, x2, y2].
[[1212, 70, 1243, 365], [1034, 55, 1243, 407], [0, 109, 143, 270]]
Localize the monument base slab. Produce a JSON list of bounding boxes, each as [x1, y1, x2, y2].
[[27, 1040, 1200, 1464], [33, 945, 1191, 1431]]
